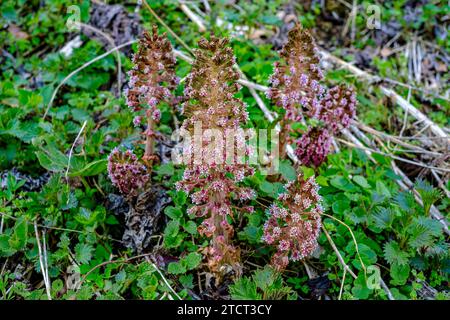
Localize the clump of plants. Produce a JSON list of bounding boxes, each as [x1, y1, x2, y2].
[[267, 24, 357, 166], [108, 25, 178, 198]]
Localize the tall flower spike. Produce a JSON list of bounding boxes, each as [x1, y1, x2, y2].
[[107, 148, 149, 197], [176, 36, 254, 281], [125, 25, 178, 163], [262, 173, 322, 271], [267, 24, 324, 122], [266, 24, 325, 158], [295, 127, 332, 167], [316, 84, 357, 133]]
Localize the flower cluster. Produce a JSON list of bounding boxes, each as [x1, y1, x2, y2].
[[124, 25, 178, 160], [316, 84, 357, 134], [176, 36, 254, 280], [262, 173, 322, 271], [267, 24, 357, 166], [295, 127, 331, 167], [266, 25, 324, 122], [107, 148, 149, 197]]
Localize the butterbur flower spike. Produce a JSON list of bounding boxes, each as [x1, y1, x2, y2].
[[107, 148, 149, 197], [262, 173, 322, 271], [267, 24, 324, 122], [176, 35, 255, 281], [125, 25, 178, 161]]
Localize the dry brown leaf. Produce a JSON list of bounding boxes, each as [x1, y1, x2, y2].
[[8, 24, 29, 39]]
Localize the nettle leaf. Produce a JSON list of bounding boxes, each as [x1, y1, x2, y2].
[[407, 223, 435, 249], [371, 207, 395, 230], [0, 120, 40, 143], [179, 274, 194, 289], [0, 234, 16, 257], [229, 277, 262, 300], [383, 241, 409, 266], [182, 252, 202, 270], [425, 240, 449, 257], [393, 191, 416, 211], [75, 243, 93, 264], [167, 262, 186, 275], [353, 175, 370, 189], [406, 216, 442, 250], [390, 263, 410, 286], [375, 181, 391, 198], [415, 179, 441, 214], [252, 266, 276, 291]]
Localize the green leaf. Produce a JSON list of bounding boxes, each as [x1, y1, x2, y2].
[[0, 234, 16, 257], [68, 158, 107, 177], [75, 243, 93, 264], [164, 220, 180, 238], [371, 207, 395, 230], [164, 206, 183, 221], [179, 274, 194, 289], [332, 199, 350, 214], [279, 161, 296, 181], [182, 252, 202, 270], [300, 166, 314, 180], [352, 273, 372, 299], [415, 179, 441, 214], [9, 217, 28, 251], [330, 176, 358, 192], [229, 277, 262, 300], [174, 191, 187, 206], [252, 266, 275, 291], [167, 262, 186, 275], [259, 181, 283, 198], [394, 191, 416, 211], [390, 263, 410, 285], [316, 175, 328, 186], [353, 175, 370, 189], [156, 163, 174, 176], [183, 221, 198, 235], [35, 145, 68, 172], [383, 241, 409, 266], [376, 181, 391, 198], [352, 244, 377, 270]]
